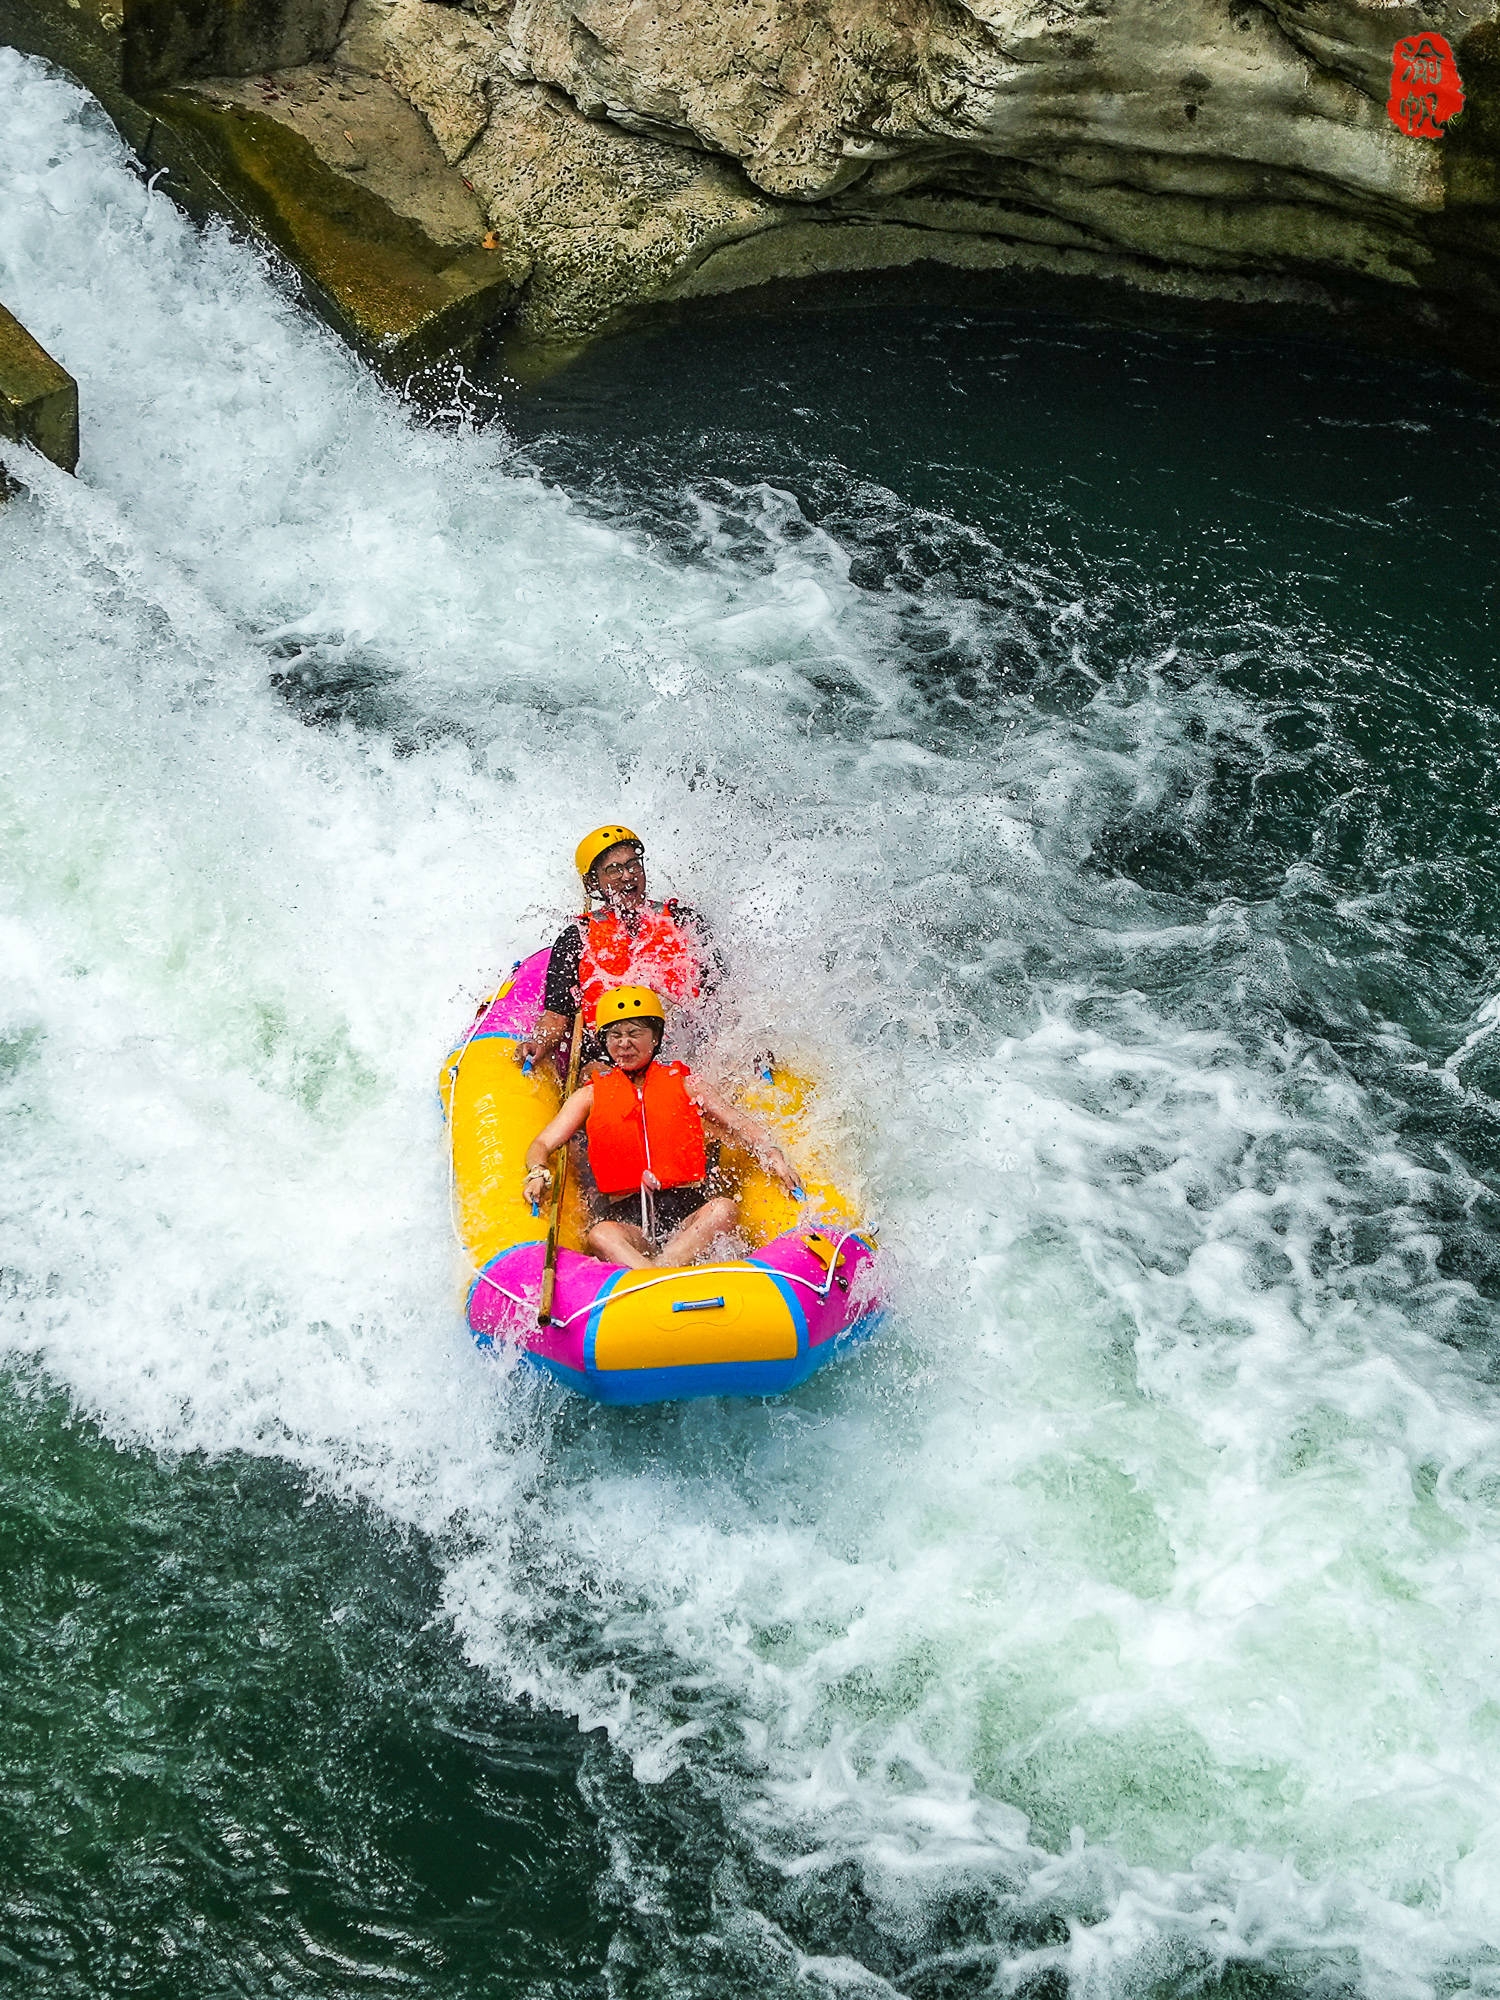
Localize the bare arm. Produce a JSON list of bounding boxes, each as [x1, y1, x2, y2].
[[522, 1086, 593, 1198], [693, 1081, 799, 1193]]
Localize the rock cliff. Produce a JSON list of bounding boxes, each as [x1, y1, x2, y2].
[[3, 0, 1498, 372]]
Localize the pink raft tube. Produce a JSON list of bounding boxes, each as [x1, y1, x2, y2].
[[441, 949, 883, 1405]]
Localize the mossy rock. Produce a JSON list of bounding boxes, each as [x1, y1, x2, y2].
[[0, 303, 78, 488], [147, 86, 522, 366]]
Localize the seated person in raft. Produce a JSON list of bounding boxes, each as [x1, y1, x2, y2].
[[518, 824, 724, 1070], [521, 986, 799, 1271]]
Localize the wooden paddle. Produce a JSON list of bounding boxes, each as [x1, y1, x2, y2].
[[538, 1006, 586, 1326]]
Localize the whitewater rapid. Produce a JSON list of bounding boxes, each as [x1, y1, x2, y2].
[[5, 47, 1500, 1999]]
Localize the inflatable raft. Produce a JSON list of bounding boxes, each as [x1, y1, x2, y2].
[[441, 949, 882, 1404]]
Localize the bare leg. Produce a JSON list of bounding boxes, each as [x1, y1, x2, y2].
[[652, 1196, 740, 1269], [588, 1218, 653, 1269]]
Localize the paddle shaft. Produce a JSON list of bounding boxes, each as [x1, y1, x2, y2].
[[538, 1007, 586, 1324]]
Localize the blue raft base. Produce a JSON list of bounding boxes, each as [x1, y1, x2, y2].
[[512, 1309, 886, 1406]]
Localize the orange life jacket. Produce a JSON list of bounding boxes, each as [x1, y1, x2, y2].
[[577, 904, 701, 1022], [587, 1060, 708, 1200]]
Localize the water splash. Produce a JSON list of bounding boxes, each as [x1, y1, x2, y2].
[[5, 45, 1500, 1999]]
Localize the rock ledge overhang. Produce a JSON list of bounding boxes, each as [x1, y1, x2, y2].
[[2, 0, 1498, 375]]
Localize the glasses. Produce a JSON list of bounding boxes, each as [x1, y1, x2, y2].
[[595, 853, 644, 881]]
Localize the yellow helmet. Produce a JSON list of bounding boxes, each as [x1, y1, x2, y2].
[[593, 985, 666, 1032], [575, 824, 642, 881]]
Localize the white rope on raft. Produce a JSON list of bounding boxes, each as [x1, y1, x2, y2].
[[443, 990, 866, 1337], [468, 1227, 868, 1332]]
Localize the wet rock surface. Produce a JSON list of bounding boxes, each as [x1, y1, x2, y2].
[[0, 299, 78, 489], [155, 63, 519, 361], [2, 0, 1499, 370], [0, 0, 517, 368]]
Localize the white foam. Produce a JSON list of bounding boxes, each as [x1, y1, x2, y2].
[[5, 46, 1500, 1996]]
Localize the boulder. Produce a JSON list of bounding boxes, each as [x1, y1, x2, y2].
[[0, 0, 520, 368], [151, 66, 522, 363], [0, 301, 78, 495]]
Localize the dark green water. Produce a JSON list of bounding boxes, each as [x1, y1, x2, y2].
[[0, 1388, 1314, 1999], [0, 1382, 607, 1994], [511, 309, 1500, 1246], [6, 50, 1500, 2000]]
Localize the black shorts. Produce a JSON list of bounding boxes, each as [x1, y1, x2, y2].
[[594, 1183, 715, 1248]]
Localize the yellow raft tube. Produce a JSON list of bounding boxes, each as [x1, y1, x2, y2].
[[441, 948, 883, 1404]]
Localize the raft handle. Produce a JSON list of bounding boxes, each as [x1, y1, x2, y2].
[[672, 1296, 726, 1314]]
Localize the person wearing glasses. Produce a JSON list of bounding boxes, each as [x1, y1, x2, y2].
[[517, 824, 725, 1070]]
